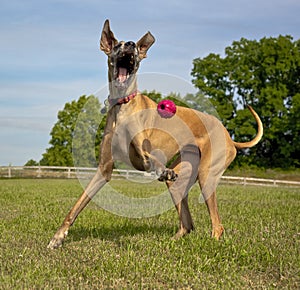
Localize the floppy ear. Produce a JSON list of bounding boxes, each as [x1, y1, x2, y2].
[[136, 32, 155, 59], [100, 19, 118, 54]]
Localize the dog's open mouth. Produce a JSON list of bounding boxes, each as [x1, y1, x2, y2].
[[115, 53, 136, 84]]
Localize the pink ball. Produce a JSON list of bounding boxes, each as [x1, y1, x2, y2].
[[157, 100, 177, 118]]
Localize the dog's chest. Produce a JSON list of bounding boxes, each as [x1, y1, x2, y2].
[[111, 104, 145, 161]]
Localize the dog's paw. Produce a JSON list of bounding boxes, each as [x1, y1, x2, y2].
[[211, 224, 224, 240], [158, 169, 178, 182], [47, 229, 68, 249]]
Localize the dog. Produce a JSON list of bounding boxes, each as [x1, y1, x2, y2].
[[47, 19, 263, 249]]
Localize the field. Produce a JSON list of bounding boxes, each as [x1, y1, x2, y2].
[[0, 179, 299, 289]]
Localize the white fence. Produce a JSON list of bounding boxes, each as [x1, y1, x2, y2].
[[0, 166, 155, 180], [221, 175, 300, 187], [0, 166, 300, 188]]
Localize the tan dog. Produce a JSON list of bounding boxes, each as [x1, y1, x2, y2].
[[48, 20, 263, 249]]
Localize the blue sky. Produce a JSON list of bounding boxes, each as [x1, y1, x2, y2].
[[1, 0, 299, 165]]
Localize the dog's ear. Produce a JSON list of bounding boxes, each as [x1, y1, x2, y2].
[[137, 32, 155, 59], [100, 19, 118, 54]]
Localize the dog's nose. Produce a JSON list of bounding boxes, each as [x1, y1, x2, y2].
[[125, 41, 136, 48]]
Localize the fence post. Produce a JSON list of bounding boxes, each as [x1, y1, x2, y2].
[[8, 164, 11, 178], [37, 166, 41, 178], [68, 167, 71, 179]]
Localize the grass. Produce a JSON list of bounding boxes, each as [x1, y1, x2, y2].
[[225, 167, 300, 181], [0, 179, 299, 289]]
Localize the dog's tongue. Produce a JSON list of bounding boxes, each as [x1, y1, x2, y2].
[[118, 67, 127, 83]]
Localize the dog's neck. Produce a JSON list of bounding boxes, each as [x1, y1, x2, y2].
[[108, 72, 138, 106], [108, 90, 138, 106]]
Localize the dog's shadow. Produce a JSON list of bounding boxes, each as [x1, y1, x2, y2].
[[69, 219, 175, 245]]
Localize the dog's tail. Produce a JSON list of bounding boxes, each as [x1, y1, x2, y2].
[[233, 105, 263, 149]]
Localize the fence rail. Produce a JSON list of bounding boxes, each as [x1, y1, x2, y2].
[[0, 166, 300, 188]]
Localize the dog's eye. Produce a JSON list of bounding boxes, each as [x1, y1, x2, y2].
[[113, 43, 122, 51]]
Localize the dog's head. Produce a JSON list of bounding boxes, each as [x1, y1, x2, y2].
[[100, 19, 155, 90]]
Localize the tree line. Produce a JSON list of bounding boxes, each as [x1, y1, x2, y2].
[[26, 35, 300, 169]]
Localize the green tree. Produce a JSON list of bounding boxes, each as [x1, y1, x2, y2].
[[183, 92, 220, 117], [72, 97, 106, 167], [24, 159, 39, 166], [143, 90, 189, 108], [191, 35, 300, 168], [40, 95, 104, 167], [142, 90, 163, 103]]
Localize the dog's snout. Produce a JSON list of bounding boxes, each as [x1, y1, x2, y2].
[[125, 41, 136, 48]]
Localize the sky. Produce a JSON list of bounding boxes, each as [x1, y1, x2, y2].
[[0, 0, 299, 165]]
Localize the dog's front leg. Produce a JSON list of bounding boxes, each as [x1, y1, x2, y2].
[[132, 138, 177, 181], [143, 152, 177, 181], [47, 131, 114, 249], [47, 168, 108, 249]]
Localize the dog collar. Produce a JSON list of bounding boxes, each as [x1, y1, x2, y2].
[[108, 91, 138, 106]]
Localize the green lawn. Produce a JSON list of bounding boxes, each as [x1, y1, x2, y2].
[[0, 179, 299, 289]]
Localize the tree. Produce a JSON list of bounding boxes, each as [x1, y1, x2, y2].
[[40, 95, 105, 167], [142, 90, 162, 103], [191, 35, 300, 168], [143, 90, 189, 108], [24, 159, 39, 166], [72, 97, 106, 167]]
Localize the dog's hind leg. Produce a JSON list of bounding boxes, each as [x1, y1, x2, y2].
[[202, 190, 224, 240], [198, 157, 224, 240], [167, 145, 200, 239]]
